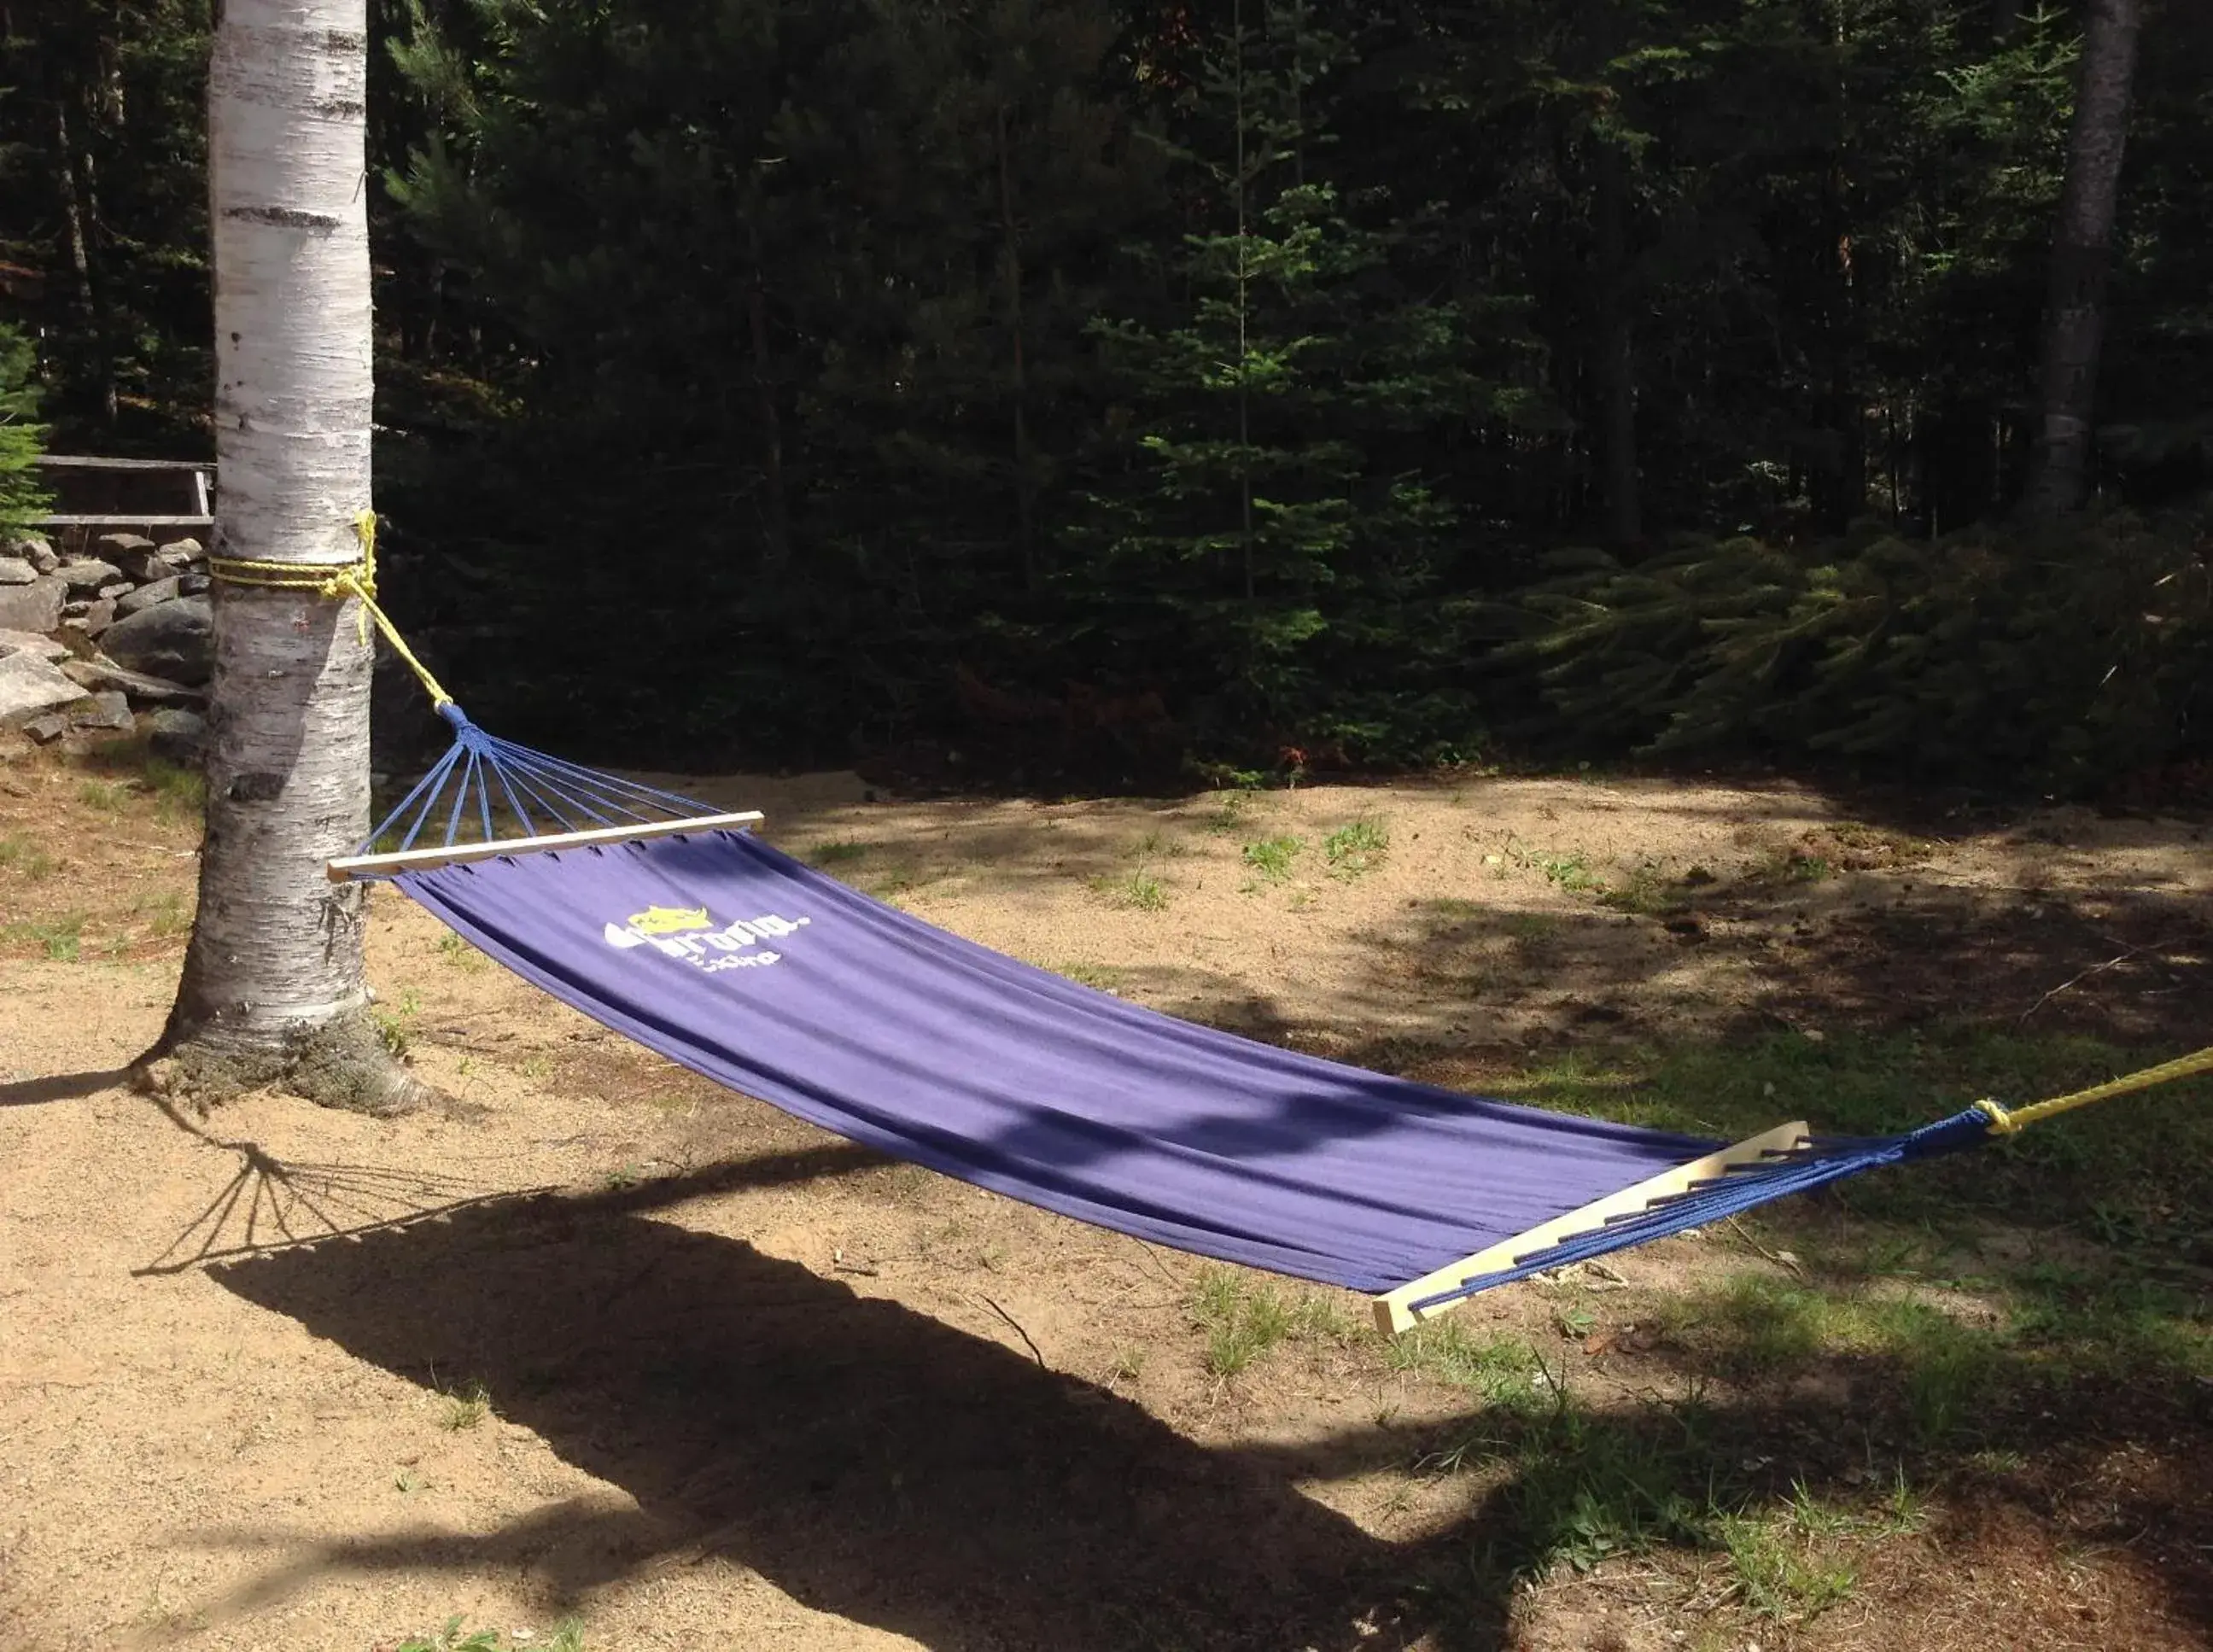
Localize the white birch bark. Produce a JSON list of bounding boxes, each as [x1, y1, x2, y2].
[[159, 0, 420, 1110]]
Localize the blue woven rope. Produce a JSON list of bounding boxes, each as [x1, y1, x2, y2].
[[360, 702, 715, 861], [1404, 1106, 1995, 1312]]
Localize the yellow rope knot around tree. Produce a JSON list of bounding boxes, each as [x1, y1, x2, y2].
[[1974, 1043, 2213, 1136], [205, 511, 453, 708]]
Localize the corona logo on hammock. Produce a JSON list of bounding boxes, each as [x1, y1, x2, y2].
[[601, 903, 812, 973]]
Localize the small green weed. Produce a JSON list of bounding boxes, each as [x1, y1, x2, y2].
[[809, 838, 872, 867], [1206, 791, 1257, 834], [438, 1380, 492, 1431], [3, 914, 85, 961], [1108, 1346, 1148, 1383], [0, 834, 56, 879], [1324, 819, 1388, 877], [1091, 868, 1169, 912], [435, 930, 488, 972], [371, 988, 422, 1058], [1751, 847, 1835, 884], [77, 779, 129, 812], [1241, 835, 1304, 884]]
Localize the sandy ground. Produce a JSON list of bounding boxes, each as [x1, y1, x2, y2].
[[3, 751, 2210, 1651]]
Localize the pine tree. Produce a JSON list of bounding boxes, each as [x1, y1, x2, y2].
[[1074, 0, 1495, 759], [0, 324, 50, 537]]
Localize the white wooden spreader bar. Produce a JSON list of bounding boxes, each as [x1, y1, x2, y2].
[[327, 810, 765, 882], [1369, 1118, 1813, 1334]]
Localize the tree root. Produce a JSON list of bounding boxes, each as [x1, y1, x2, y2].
[[135, 1007, 438, 1117]]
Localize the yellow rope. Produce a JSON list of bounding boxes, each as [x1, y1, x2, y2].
[[206, 511, 453, 708], [1975, 1044, 2213, 1135]]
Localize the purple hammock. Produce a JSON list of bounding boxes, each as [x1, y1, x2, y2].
[[345, 708, 1994, 1330]]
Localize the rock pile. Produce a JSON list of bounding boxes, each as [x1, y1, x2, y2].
[[0, 531, 212, 757]]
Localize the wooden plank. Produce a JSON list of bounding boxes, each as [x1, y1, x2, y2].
[[35, 513, 216, 528], [38, 455, 213, 471], [1369, 1119, 1813, 1335], [326, 810, 765, 881]]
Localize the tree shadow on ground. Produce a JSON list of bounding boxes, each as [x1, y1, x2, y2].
[[207, 1186, 1425, 1652]]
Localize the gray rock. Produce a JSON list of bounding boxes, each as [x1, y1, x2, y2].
[[7, 535, 56, 572], [157, 537, 206, 567], [97, 581, 133, 602], [0, 575, 64, 633], [0, 630, 70, 663], [58, 558, 122, 593], [70, 690, 134, 734], [116, 575, 183, 616], [60, 654, 205, 705], [22, 712, 70, 744], [179, 571, 210, 596], [0, 557, 36, 586], [99, 595, 211, 686], [97, 532, 158, 557], [147, 707, 207, 765], [112, 547, 173, 582], [0, 651, 94, 728], [61, 597, 115, 637]]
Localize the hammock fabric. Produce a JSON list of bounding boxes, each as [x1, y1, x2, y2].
[[357, 709, 2004, 1318]]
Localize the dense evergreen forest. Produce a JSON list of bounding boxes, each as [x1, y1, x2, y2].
[[3, 0, 2209, 789]]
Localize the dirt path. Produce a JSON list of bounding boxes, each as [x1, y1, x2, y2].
[[3, 745, 2209, 1651]]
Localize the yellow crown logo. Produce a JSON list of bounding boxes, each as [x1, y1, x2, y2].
[[626, 904, 711, 936]]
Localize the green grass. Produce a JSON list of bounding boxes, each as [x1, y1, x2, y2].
[[437, 1380, 492, 1432], [3, 914, 85, 961], [0, 834, 56, 879], [135, 890, 192, 939], [1241, 834, 1304, 884], [1090, 868, 1169, 912], [808, 838, 872, 867], [1188, 1268, 1352, 1376], [1053, 961, 1127, 994], [76, 779, 129, 812], [1387, 1321, 1545, 1409], [396, 1617, 585, 1652], [1324, 818, 1388, 877], [1597, 861, 1685, 917], [144, 757, 205, 822]]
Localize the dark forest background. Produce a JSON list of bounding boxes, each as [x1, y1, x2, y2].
[[3, 0, 2209, 791]]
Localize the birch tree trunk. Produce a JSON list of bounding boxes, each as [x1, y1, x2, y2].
[[148, 0, 428, 1113], [2023, 0, 2143, 519]]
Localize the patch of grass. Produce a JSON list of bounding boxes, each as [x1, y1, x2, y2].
[[3, 914, 85, 961], [1206, 791, 1257, 834], [144, 757, 205, 822], [1090, 868, 1169, 912], [1108, 1346, 1148, 1383], [808, 838, 872, 867], [1324, 818, 1388, 877], [435, 929, 488, 972], [1054, 961, 1126, 994], [1241, 834, 1304, 884], [1508, 841, 1603, 894], [437, 1380, 492, 1432], [0, 833, 56, 879], [1388, 1321, 1545, 1409], [1720, 1507, 1860, 1621], [136, 890, 192, 939], [394, 1617, 586, 1652], [77, 779, 130, 812], [1505, 912, 1556, 943], [1187, 1269, 1347, 1375], [1750, 846, 1834, 884], [1129, 827, 1186, 860], [1597, 861, 1684, 917]]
